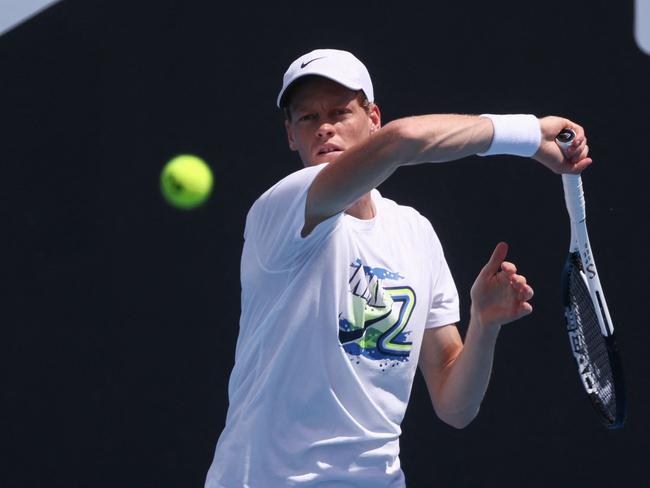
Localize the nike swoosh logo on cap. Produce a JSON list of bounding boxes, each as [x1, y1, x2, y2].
[[300, 56, 325, 68]]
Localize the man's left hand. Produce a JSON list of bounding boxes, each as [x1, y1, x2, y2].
[[470, 242, 534, 329]]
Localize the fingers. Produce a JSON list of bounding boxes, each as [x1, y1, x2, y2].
[[510, 273, 526, 287], [499, 260, 519, 283], [568, 136, 586, 158], [565, 135, 589, 165], [565, 123, 594, 171], [568, 122, 586, 143], [510, 274, 534, 301], [478, 241, 509, 279], [500, 261, 516, 274], [479, 242, 534, 299], [559, 138, 593, 174], [564, 156, 593, 174], [517, 302, 533, 318]]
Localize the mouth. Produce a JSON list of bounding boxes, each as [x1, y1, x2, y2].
[[316, 145, 343, 156]]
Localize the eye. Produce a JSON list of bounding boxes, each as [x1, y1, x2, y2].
[[298, 113, 317, 122], [335, 108, 350, 116]]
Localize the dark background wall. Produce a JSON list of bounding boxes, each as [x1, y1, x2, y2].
[[2, 0, 648, 486]]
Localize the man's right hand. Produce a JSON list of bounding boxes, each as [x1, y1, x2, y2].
[[533, 116, 592, 174]]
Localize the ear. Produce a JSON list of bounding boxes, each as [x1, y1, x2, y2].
[[285, 120, 298, 151], [368, 103, 381, 134]]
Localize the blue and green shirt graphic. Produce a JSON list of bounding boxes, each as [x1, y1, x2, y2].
[[339, 258, 416, 363]]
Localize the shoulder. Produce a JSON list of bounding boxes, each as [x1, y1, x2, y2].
[[244, 163, 337, 247], [247, 164, 328, 221], [377, 193, 437, 236], [260, 164, 327, 204]]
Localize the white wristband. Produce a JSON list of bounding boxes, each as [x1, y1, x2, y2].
[[477, 114, 541, 157]]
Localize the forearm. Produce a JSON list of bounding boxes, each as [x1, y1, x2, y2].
[[430, 312, 501, 429], [306, 114, 493, 225], [388, 114, 493, 165], [335, 114, 494, 176]]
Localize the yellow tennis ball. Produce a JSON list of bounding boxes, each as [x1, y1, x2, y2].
[[160, 154, 213, 209]]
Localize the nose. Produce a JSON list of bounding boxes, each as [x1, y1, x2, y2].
[[316, 122, 335, 139]]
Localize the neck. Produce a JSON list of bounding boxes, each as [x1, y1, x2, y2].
[[345, 192, 375, 220]]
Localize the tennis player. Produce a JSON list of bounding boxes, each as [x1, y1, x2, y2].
[[205, 49, 591, 487]]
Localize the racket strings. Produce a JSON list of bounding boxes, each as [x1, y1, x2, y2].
[[566, 258, 616, 423]]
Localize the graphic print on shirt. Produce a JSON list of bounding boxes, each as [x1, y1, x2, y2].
[[338, 258, 416, 364]]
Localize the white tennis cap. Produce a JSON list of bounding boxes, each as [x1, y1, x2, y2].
[[276, 49, 374, 108]]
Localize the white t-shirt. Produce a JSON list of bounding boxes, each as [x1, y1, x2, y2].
[[206, 163, 459, 488]]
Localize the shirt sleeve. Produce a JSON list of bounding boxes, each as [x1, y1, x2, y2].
[[423, 221, 460, 329], [244, 163, 341, 272]]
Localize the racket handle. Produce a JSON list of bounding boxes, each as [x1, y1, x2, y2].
[[562, 174, 586, 223], [556, 128, 575, 149], [556, 129, 587, 223]]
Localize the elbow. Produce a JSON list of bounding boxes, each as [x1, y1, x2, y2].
[[443, 415, 475, 430], [381, 119, 430, 165], [435, 406, 480, 430]]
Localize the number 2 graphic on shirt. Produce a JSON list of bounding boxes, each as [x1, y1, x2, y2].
[[375, 286, 416, 357]]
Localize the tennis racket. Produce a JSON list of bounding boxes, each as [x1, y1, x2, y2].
[[556, 128, 626, 429]]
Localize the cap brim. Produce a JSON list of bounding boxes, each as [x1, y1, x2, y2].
[[277, 70, 364, 108]]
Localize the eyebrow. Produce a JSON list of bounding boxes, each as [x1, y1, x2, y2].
[[292, 96, 355, 113]]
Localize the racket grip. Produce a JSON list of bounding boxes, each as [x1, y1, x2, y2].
[[556, 129, 587, 223], [562, 174, 586, 223]]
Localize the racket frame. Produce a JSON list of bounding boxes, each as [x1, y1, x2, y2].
[[558, 130, 626, 428], [562, 174, 614, 338]]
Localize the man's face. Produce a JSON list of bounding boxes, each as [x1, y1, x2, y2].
[[284, 77, 381, 167]]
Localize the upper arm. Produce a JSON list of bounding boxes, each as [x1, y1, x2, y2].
[[418, 324, 463, 405]]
